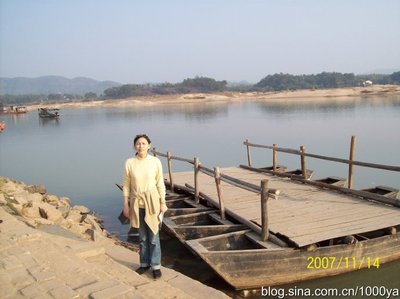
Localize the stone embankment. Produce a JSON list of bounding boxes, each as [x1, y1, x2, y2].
[[0, 177, 229, 299]]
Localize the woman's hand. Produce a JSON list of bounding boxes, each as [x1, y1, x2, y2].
[[160, 203, 168, 213], [123, 200, 130, 218]]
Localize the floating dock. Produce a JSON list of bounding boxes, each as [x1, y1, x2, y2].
[[171, 166, 400, 248], [151, 137, 400, 289]]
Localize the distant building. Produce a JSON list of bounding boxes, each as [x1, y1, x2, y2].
[[362, 80, 373, 87]]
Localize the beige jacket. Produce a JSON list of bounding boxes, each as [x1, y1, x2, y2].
[[130, 187, 161, 235]]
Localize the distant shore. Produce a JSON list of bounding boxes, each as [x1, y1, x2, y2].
[[26, 84, 400, 111]]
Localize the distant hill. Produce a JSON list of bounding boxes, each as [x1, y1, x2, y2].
[[0, 76, 122, 95]]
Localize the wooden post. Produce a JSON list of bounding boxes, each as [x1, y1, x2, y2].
[[261, 179, 269, 241], [272, 144, 277, 173], [300, 145, 307, 179], [348, 135, 357, 189], [214, 167, 225, 220], [194, 157, 200, 204], [167, 151, 174, 192], [246, 139, 252, 167]]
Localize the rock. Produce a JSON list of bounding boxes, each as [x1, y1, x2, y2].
[[72, 205, 90, 214], [0, 179, 24, 194], [85, 229, 96, 241], [2, 176, 108, 243], [57, 205, 70, 218], [59, 197, 71, 207], [21, 206, 41, 219], [84, 228, 106, 242], [24, 218, 38, 228], [26, 193, 44, 204], [39, 207, 48, 219], [58, 218, 70, 228], [13, 191, 29, 205], [44, 194, 60, 206], [83, 214, 103, 231], [65, 210, 83, 223], [69, 223, 91, 238], [38, 202, 63, 223], [7, 201, 23, 215], [24, 216, 54, 227], [34, 218, 55, 226], [0, 194, 6, 205], [25, 184, 47, 194]]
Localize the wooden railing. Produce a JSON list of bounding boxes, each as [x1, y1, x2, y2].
[[243, 136, 400, 208], [244, 136, 400, 188]]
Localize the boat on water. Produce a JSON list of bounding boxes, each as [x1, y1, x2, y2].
[[160, 181, 400, 290], [154, 139, 400, 290], [186, 225, 400, 289], [0, 105, 27, 114], [38, 108, 60, 118], [162, 186, 247, 246]]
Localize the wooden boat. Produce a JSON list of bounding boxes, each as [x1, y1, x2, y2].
[[0, 106, 27, 114], [38, 108, 60, 118], [313, 176, 347, 187], [284, 168, 314, 179], [163, 210, 246, 242], [163, 185, 246, 243], [160, 175, 400, 290], [165, 184, 400, 290], [259, 165, 287, 172], [117, 141, 400, 290], [159, 174, 400, 290], [361, 186, 399, 199], [186, 227, 400, 290], [164, 191, 213, 217], [255, 165, 314, 179]]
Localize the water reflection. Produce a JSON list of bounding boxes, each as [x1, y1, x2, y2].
[[103, 103, 228, 122], [39, 117, 60, 126], [255, 97, 400, 114], [0, 113, 29, 126]]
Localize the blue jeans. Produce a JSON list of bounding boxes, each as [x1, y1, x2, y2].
[[138, 208, 161, 270]]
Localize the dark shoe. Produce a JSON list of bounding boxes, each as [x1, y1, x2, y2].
[[153, 269, 162, 279], [135, 266, 150, 275]]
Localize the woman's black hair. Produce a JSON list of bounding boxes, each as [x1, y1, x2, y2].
[[134, 134, 151, 145]]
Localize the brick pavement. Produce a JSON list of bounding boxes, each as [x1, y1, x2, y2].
[[0, 206, 230, 299]]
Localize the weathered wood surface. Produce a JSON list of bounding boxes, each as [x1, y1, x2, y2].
[[171, 167, 400, 247], [188, 229, 400, 289]]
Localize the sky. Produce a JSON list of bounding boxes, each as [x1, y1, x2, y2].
[[0, 0, 399, 84]]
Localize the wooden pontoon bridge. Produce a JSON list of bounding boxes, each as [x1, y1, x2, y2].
[[143, 136, 400, 289]]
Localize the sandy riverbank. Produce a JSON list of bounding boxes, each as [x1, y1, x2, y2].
[[25, 85, 400, 111]]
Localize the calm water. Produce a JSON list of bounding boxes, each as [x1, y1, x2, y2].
[[1, 96, 400, 297]]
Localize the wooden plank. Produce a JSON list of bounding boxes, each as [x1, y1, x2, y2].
[[169, 167, 400, 247]]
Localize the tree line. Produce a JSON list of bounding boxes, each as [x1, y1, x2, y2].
[[103, 77, 227, 98], [1, 72, 399, 105], [103, 71, 400, 97], [255, 72, 400, 91]]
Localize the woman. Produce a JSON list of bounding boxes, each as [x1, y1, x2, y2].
[[122, 134, 168, 279]]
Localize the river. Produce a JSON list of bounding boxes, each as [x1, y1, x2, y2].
[[1, 96, 399, 297]]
